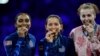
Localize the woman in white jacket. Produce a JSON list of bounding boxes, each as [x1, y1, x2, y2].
[[69, 3, 100, 56]]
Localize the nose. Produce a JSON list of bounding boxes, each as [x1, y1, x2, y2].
[[84, 16, 89, 20], [21, 20, 27, 27], [50, 24, 56, 30], [50, 24, 57, 32], [51, 24, 56, 29], [23, 21, 26, 24]]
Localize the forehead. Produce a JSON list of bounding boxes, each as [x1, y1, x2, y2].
[[17, 14, 30, 20], [80, 8, 95, 14], [47, 17, 59, 23]]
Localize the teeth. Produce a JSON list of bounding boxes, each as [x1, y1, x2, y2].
[[18, 25, 29, 28]]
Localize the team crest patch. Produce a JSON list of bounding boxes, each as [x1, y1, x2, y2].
[[29, 40, 34, 47], [59, 46, 65, 53]]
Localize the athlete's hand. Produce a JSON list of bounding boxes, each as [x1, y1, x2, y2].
[[17, 26, 28, 37], [83, 23, 94, 33], [45, 30, 56, 43]]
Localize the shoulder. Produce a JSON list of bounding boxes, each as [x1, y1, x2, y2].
[[4, 32, 17, 46], [4, 32, 17, 41], [70, 26, 82, 33], [61, 36, 74, 45], [61, 35, 71, 41], [60, 35, 67, 40], [60, 35, 73, 46], [69, 26, 82, 38], [60, 35, 70, 43]]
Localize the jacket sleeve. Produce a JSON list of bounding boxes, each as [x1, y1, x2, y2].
[[4, 37, 24, 56]]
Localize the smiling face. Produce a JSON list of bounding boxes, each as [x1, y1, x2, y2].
[[45, 17, 63, 35], [78, 3, 100, 33], [15, 13, 31, 31], [80, 8, 96, 26], [78, 3, 100, 26], [80, 8, 96, 33]]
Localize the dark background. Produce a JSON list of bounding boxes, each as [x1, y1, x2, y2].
[[0, 0, 100, 56]]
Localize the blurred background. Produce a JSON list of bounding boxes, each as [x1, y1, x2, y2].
[[0, 0, 100, 56]]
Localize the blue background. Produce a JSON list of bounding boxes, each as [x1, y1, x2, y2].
[[0, 0, 100, 56]]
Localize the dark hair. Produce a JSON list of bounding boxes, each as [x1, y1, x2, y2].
[[15, 13, 31, 22], [78, 3, 100, 14], [46, 14, 62, 25]]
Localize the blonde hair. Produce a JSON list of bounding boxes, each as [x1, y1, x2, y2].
[[78, 3, 100, 14]]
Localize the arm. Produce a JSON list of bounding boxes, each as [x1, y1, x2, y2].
[[4, 37, 24, 56], [4, 39, 12, 56]]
